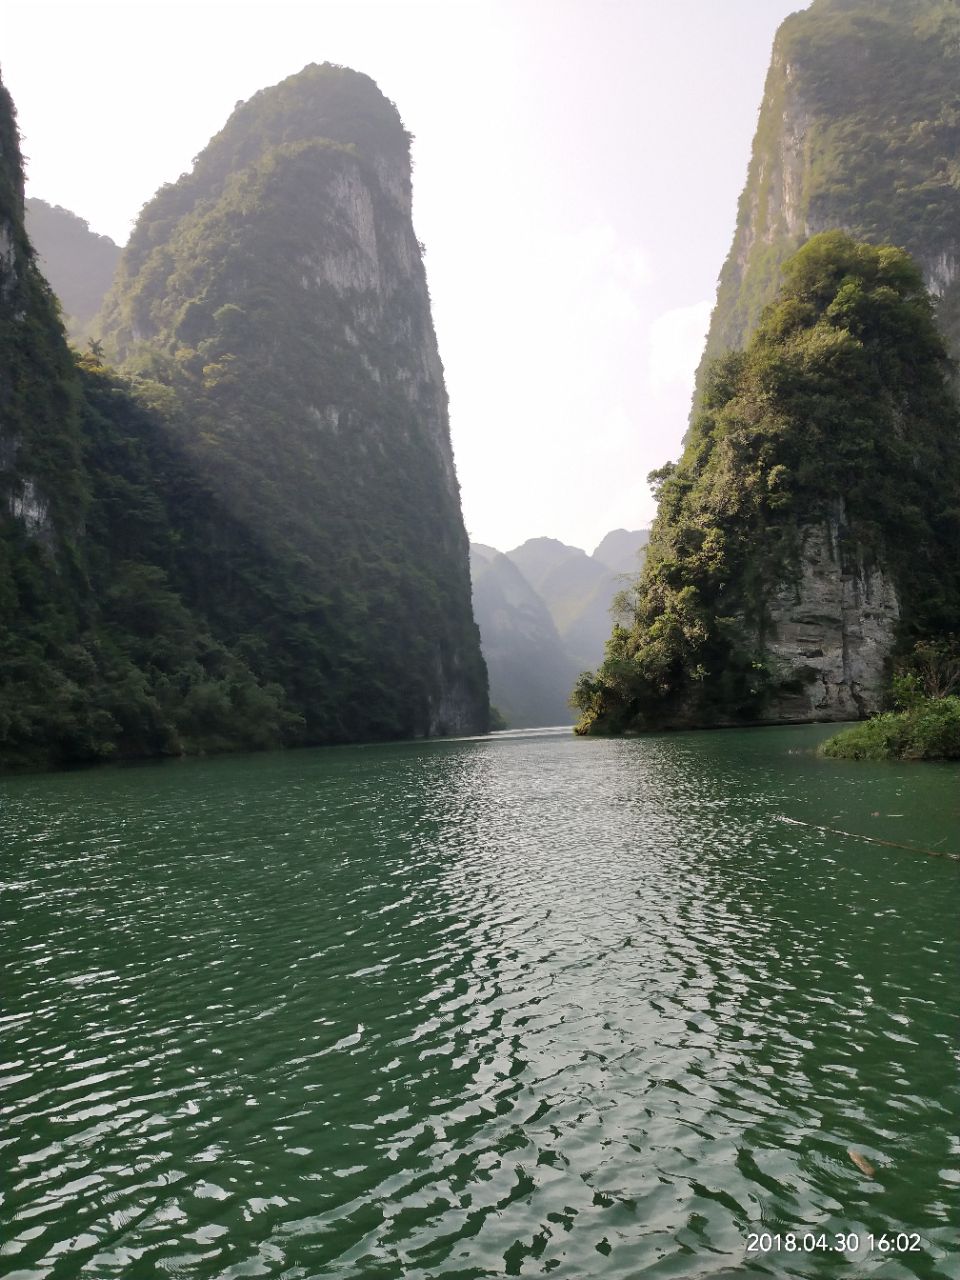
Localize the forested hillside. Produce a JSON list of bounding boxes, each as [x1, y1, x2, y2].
[[578, 0, 960, 739], [95, 63, 487, 743], [0, 65, 488, 768], [1, 77, 299, 767]]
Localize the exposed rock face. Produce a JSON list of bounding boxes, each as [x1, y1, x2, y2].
[[0, 222, 16, 299], [8, 478, 49, 532], [696, 0, 960, 403], [763, 514, 900, 722], [96, 63, 488, 740]]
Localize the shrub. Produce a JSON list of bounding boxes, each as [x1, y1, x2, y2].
[[819, 696, 960, 760]]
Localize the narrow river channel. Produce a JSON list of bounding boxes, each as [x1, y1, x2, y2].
[[1, 725, 957, 1278]]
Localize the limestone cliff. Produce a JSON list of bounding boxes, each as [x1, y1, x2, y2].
[[577, 0, 960, 739], [576, 235, 960, 736], [762, 507, 901, 722], [677, 0, 960, 726], [96, 63, 488, 739], [1, 64, 487, 768], [696, 0, 960, 403]]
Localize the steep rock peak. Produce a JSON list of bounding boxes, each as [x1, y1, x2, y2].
[[91, 61, 487, 741], [121, 63, 412, 283], [694, 0, 960, 407]]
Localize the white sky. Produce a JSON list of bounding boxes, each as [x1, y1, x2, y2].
[[4, 0, 809, 554]]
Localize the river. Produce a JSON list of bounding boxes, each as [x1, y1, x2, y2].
[[1, 724, 957, 1278]]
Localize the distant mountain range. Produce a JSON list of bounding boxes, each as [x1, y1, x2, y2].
[[470, 530, 649, 727], [24, 198, 120, 342]]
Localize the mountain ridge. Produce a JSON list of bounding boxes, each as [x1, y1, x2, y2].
[[24, 198, 120, 341], [470, 529, 648, 726]]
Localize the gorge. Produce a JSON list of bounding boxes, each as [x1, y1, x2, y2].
[[471, 530, 648, 728], [2, 5, 959, 1277]]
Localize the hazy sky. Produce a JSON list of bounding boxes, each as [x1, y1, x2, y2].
[[5, 0, 809, 554]]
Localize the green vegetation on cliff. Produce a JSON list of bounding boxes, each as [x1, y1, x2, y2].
[[2, 185, 295, 765], [1, 65, 487, 769], [2, 75, 297, 769], [697, 0, 960, 405], [95, 62, 487, 743], [574, 234, 960, 736]]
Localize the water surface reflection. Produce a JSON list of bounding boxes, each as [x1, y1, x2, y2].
[[0, 725, 956, 1277]]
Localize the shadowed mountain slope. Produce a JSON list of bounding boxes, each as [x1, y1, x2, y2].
[[1, 65, 489, 768], [95, 62, 488, 740]]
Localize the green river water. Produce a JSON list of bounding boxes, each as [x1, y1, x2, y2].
[[1, 724, 957, 1279]]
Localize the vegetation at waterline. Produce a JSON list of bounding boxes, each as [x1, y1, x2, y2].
[[820, 638, 960, 760], [820, 699, 960, 760], [573, 234, 960, 736]]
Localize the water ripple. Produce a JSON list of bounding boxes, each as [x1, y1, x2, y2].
[[1, 725, 957, 1277]]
